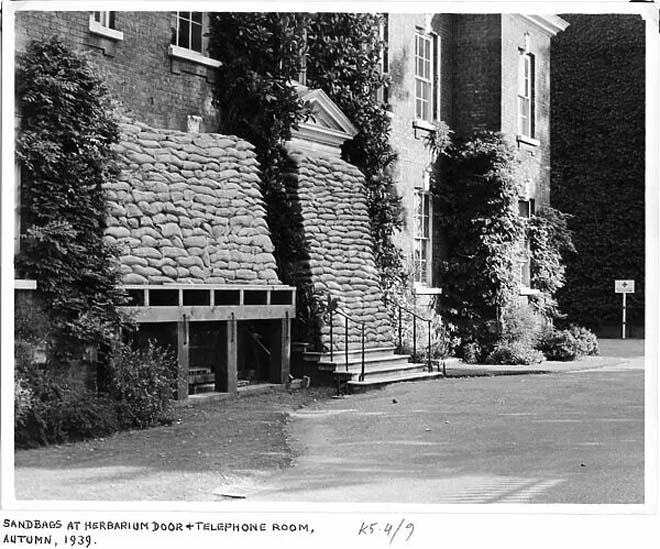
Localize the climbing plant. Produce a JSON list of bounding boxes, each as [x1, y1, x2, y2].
[[208, 13, 310, 286], [305, 13, 406, 294], [551, 14, 645, 332], [209, 13, 407, 296], [16, 37, 127, 359], [528, 206, 576, 319], [431, 132, 526, 356]]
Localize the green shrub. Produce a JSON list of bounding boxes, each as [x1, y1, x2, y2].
[[105, 341, 178, 429], [568, 324, 599, 356], [500, 303, 545, 347], [462, 342, 483, 364], [486, 342, 545, 365], [14, 359, 118, 448], [536, 329, 578, 361], [15, 338, 178, 448]]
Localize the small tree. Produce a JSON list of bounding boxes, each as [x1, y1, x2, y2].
[[16, 37, 126, 360]]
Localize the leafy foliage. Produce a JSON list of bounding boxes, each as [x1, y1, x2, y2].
[[431, 132, 526, 355], [105, 340, 179, 429], [305, 13, 406, 293], [550, 15, 645, 332], [16, 37, 127, 359], [15, 339, 178, 448], [209, 13, 310, 288], [486, 341, 545, 365], [528, 206, 576, 318], [209, 13, 406, 300]]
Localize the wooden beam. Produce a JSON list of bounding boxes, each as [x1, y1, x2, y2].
[[270, 313, 291, 385], [226, 314, 238, 394], [176, 316, 189, 400], [120, 304, 296, 323]]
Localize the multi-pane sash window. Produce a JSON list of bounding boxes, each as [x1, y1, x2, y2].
[[414, 191, 431, 285], [92, 11, 116, 29], [415, 32, 433, 121], [518, 51, 535, 137], [175, 12, 203, 54]]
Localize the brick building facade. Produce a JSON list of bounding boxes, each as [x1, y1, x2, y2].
[[384, 13, 568, 296]]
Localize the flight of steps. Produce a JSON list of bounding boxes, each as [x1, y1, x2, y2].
[[306, 346, 443, 393]]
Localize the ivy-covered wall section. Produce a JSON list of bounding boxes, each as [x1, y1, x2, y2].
[[208, 13, 404, 296], [550, 14, 645, 335], [16, 37, 127, 360]]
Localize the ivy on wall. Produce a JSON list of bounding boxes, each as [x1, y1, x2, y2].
[[431, 132, 525, 352], [16, 37, 126, 359], [550, 14, 645, 332], [305, 13, 405, 293], [209, 13, 406, 296]]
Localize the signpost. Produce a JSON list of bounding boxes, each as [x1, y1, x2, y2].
[[614, 280, 635, 339]]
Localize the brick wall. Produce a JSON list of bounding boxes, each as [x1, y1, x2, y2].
[[501, 15, 553, 206], [451, 14, 502, 137], [15, 11, 219, 132], [387, 14, 453, 288]]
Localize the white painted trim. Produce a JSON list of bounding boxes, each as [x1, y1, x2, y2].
[[297, 87, 358, 137], [412, 118, 436, 132], [519, 286, 542, 296], [14, 279, 37, 290], [88, 19, 124, 41], [517, 133, 540, 148], [413, 286, 442, 296], [168, 44, 222, 69], [518, 14, 570, 36]]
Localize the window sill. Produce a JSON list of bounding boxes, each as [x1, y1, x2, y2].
[[413, 285, 442, 296], [519, 286, 541, 296], [89, 21, 124, 41], [15, 279, 37, 291], [516, 134, 540, 148], [168, 45, 222, 68], [412, 119, 436, 132]]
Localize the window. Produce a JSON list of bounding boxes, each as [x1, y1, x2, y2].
[[518, 51, 535, 138], [92, 11, 116, 29], [89, 11, 123, 40], [169, 13, 221, 68], [415, 30, 439, 122], [174, 12, 203, 54], [414, 191, 432, 285]]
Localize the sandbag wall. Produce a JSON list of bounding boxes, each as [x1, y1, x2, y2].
[[284, 145, 394, 351], [104, 118, 280, 285]]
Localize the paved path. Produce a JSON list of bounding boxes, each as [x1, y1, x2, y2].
[[14, 339, 645, 504], [243, 340, 645, 503]]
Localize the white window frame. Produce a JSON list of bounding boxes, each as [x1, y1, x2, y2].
[[518, 50, 535, 138], [414, 190, 432, 286], [89, 12, 123, 41], [414, 29, 440, 124], [169, 12, 222, 68]]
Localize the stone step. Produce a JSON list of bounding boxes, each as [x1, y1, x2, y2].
[[317, 352, 414, 372], [347, 371, 444, 393]]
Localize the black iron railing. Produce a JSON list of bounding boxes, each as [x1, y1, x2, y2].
[[328, 308, 366, 382], [386, 298, 433, 373]]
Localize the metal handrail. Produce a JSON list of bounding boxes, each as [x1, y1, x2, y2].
[[386, 298, 433, 373], [328, 307, 366, 381]]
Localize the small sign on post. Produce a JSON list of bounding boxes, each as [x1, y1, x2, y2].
[[614, 280, 635, 339]]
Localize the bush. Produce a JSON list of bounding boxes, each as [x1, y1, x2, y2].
[[500, 303, 545, 347], [536, 329, 578, 361], [486, 341, 545, 365], [14, 361, 118, 448], [568, 324, 599, 356], [15, 338, 178, 448], [462, 342, 483, 364], [105, 341, 178, 429]]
